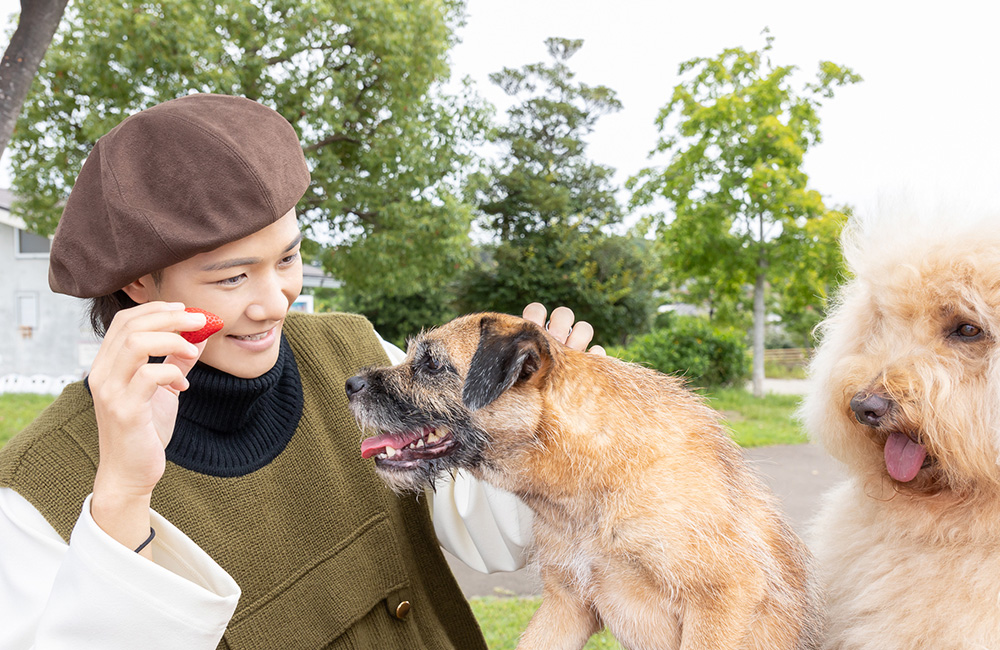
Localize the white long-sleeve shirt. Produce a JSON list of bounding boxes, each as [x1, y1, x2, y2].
[[0, 335, 533, 649]]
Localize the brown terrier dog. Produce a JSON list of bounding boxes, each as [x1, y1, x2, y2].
[[346, 312, 820, 650]]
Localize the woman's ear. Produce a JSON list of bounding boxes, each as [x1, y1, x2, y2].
[[121, 274, 158, 304]]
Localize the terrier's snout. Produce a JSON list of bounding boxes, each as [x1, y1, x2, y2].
[[345, 375, 368, 399], [850, 392, 892, 427]]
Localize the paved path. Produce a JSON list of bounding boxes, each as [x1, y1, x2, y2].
[[446, 378, 847, 598], [755, 378, 814, 395]]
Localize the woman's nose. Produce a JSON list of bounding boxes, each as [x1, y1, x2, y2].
[[246, 272, 294, 321]]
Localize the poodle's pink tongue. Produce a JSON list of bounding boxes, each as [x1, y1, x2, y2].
[[884, 432, 927, 482]]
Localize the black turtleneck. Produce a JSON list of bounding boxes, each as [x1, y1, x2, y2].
[[166, 335, 304, 477]]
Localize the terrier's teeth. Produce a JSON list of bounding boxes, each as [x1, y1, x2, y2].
[[416, 439, 424, 448], [386, 447, 397, 458], [427, 433, 440, 444]]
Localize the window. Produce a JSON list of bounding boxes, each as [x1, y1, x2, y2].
[[16, 228, 51, 257], [16, 292, 38, 339], [17, 293, 38, 328]]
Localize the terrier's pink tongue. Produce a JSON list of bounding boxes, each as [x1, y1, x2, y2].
[[361, 433, 407, 459], [884, 432, 927, 482]]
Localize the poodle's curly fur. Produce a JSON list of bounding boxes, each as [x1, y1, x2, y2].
[[802, 211, 1000, 649]]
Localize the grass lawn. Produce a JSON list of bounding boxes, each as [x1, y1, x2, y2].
[[764, 361, 809, 380], [0, 393, 55, 447], [703, 386, 808, 447], [1, 388, 807, 450], [470, 596, 624, 649]]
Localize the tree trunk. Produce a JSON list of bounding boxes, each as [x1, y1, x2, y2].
[[752, 211, 767, 398], [752, 268, 766, 398], [0, 0, 69, 161]]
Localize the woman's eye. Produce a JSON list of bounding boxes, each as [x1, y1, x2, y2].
[[218, 273, 246, 286], [280, 252, 299, 266]]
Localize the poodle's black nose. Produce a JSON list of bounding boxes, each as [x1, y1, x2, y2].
[[850, 392, 891, 426], [345, 375, 368, 398]]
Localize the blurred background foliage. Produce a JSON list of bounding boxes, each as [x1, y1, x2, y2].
[[6, 2, 854, 387]]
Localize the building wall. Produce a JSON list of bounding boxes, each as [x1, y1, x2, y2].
[[0, 222, 97, 379]]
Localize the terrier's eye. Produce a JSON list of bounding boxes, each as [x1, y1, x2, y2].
[[421, 355, 443, 373], [953, 323, 984, 341]]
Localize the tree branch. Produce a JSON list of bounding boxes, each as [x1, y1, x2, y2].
[[299, 197, 380, 228], [351, 209, 379, 225], [304, 133, 361, 151], [265, 40, 355, 67]]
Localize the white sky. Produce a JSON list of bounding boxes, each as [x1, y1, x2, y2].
[[3, 0, 1000, 219]]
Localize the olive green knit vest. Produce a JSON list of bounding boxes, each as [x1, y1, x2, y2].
[[0, 312, 487, 650]]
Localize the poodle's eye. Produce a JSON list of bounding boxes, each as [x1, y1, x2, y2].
[[953, 323, 984, 341]]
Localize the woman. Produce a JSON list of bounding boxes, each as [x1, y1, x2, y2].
[[0, 94, 599, 648]]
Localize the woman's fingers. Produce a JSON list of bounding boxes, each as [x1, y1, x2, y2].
[[546, 306, 575, 344], [94, 357, 188, 422], [521, 303, 604, 354], [91, 305, 204, 387], [119, 330, 199, 365], [522, 302, 548, 328], [129, 362, 190, 400], [95, 332, 198, 394], [564, 319, 594, 351]]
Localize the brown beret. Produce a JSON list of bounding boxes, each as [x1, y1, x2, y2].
[[48, 94, 310, 298]]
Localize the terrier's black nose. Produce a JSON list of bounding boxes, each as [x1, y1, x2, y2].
[[850, 392, 891, 426], [345, 375, 368, 398]]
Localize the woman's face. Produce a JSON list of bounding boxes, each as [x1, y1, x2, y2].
[[130, 210, 304, 378]]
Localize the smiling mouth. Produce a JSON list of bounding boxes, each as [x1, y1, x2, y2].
[[229, 331, 271, 341], [360, 426, 456, 467]]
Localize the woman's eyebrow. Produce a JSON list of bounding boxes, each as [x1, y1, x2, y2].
[[200, 233, 304, 272]]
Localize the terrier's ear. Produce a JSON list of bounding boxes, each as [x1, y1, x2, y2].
[[462, 317, 551, 411]]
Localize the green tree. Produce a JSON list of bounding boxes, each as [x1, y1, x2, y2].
[[473, 37, 622, 240], [770, 206, 849, 347], [8, 0, 484, 336], [464, 37, 659, 342], [344, 284, 458, 349], [629, 31, 860, 396], [460, 226, 660, 345]]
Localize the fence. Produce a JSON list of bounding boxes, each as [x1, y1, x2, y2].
[[0, 374, 80, 395], [763, 348, 813, 369]]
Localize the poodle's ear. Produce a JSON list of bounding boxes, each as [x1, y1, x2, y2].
[[462, 317, 551, 411]]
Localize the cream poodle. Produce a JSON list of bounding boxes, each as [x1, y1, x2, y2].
[[803, 212, 1000, 649]]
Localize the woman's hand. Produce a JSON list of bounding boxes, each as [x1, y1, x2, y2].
[[86, 302, 207, 556], [522, 303, 606, 356]]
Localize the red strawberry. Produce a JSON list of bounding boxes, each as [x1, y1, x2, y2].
[[181, 307, 224, 344]]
